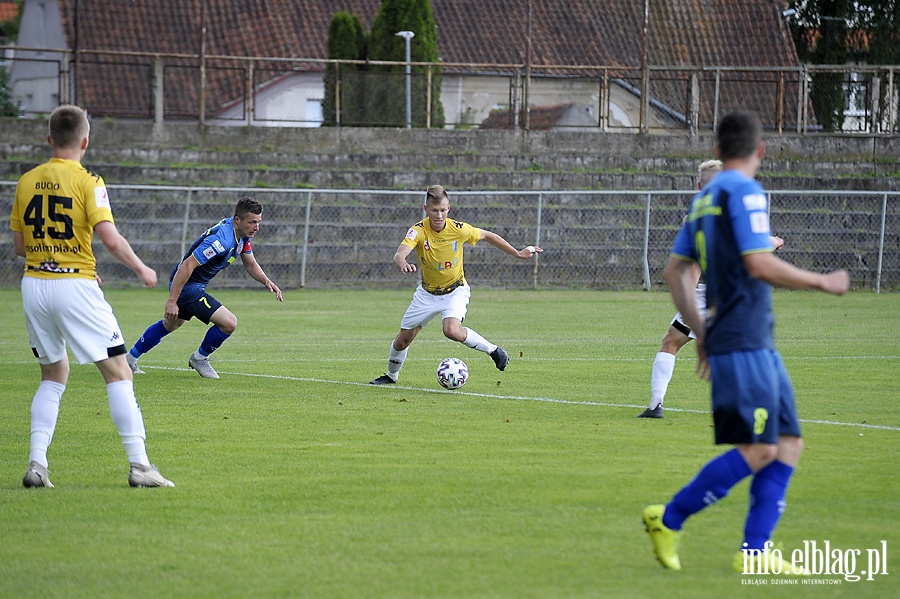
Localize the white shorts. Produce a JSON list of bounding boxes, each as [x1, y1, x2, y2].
[[671, 283, 708, 340], [21, 277, 127, 365], [400, 284, 471, 330]]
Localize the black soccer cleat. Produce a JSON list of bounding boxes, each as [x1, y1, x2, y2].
[[369, 374, 397, 385], [637, 406, 664, 419], [489, 346, 509, 371]]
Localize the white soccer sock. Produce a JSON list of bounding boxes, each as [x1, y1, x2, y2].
[[387, 344, 408, 381], [649, 352, 677, 409], [107, 380, 150, 466], [29, 381, 66, 468], [463, 327, 497, 354]]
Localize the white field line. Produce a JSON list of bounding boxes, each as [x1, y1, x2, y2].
[[144, 366, 900, 433]]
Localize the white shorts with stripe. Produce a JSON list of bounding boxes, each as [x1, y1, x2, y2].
[[400, 284, 471, 330], [671, 283, 708, 340], [21, 277, 127, 365]]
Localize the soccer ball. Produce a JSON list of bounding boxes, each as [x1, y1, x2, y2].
[[437, 357, 468, 390]]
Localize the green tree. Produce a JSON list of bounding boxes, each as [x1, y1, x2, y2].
[[790, 0, 852, 131], [0, 0, 22, 42], [0, 66, 19, 117], [367, 0, 444, 127], [323, 11, 367, 126]]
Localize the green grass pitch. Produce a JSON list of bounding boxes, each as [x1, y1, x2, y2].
[[0, 288, 898, 598]]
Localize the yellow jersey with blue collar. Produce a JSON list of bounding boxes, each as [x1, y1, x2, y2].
[[401, 218, 481, 294]]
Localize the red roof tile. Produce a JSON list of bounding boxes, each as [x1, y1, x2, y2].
[[50, 0, 801, 122], [0, 1, 18, 23]]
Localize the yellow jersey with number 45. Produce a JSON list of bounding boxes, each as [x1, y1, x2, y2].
[[11, 158, 113, 280], [401, 218, 482, 294]]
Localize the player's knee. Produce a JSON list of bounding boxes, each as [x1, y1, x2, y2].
[[661, 329, 688, 353], [739, 443, 779, 471], [163, 318, 183, 333], [442, 323, 465, 342], [778, 435, 804, 465], [394, 330, 415, 350]]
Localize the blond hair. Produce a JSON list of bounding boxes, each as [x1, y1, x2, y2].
[[425, 184, 449, 204], [697, 159, 723, 187], [49, 105, 90, 149]]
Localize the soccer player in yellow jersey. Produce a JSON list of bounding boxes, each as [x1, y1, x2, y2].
[[10, 105, 173, 488], [370, 185, 543, 385]]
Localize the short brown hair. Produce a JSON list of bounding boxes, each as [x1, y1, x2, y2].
[[425, 185, 449, 204], [234, 196, 262, 219], [49, 105, 90, 149]]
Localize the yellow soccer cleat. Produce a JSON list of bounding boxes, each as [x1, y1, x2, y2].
[[643, 504, 682, 571]]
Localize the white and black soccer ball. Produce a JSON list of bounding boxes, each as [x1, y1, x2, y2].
[[437, 357, 468, 390]]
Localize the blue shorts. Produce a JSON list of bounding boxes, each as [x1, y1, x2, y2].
[[708, 349, 801, 445], [174, 283, 222, 324]]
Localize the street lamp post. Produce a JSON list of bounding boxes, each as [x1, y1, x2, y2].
[[395, 31, 415, 129]]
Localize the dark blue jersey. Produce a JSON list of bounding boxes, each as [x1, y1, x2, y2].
[[671, 170, 775, 355], [170, 218, 253, 287]]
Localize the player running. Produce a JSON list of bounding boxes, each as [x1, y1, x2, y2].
[[642, 111, 849, 573], [126, 196, 283, 378], [370, 185, 542, 385]]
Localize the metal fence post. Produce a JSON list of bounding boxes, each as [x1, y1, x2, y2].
[[713, 68, 721, 130], [533, 193, 543, 289], [689, 72, 699, 137], [246, 60, 255, 126], [871, 76, 881, 133], [335, 61, 341, 127], [642, 192, 652, 290], [889, 68, 896, 133], [300, 191, 312, 288], [777, 71, 785, 134], [59, 51, 71, 104], [876, 193, 887, 293], [600, 69, 609, 131], [512, 68, 521, 129], [153, 56, 165, 128], [426, 66, 433, 129]]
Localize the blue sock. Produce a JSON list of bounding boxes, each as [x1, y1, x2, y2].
[[130, 320, 170, 358], [663, 448, 752, 531], [198, 326, 231, 357], [743, 460, 794, 550]]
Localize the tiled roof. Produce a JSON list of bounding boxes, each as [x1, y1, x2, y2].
[[0, 2, 19, 21], [0, 1, 18, 23], [481, 103, 579, 130], [53, 0, 800, 121]]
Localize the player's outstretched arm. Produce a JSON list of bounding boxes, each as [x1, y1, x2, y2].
[[94, 221, 157, 288], [480, 230, 543, 259], [743, 252, 849, 295], [241, 254, 283, 302], [393, 244, 417, 273]]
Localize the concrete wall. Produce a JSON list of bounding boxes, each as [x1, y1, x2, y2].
[[2, 117, 898, 164]]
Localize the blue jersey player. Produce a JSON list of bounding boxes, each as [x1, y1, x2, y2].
[[642, 112, 849, 574], [127, 196, 283, 378]]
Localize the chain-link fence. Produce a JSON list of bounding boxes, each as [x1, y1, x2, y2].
[[1, 183, 896, 292]]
